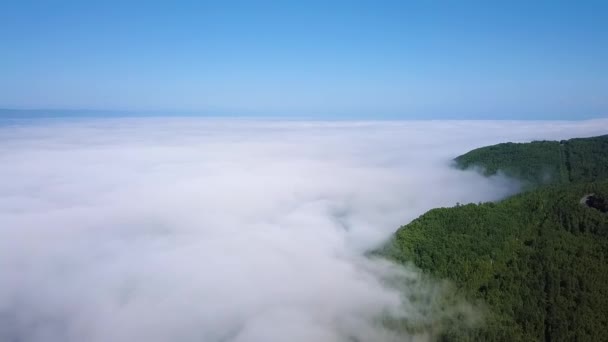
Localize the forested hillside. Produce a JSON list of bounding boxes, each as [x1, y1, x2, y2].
[[379, 135, 608, 341], [454, 135, 608, 187]]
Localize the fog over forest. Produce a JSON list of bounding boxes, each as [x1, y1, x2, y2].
[[1, 118, 607, 342]]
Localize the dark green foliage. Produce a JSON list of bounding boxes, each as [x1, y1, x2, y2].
[[454, 135, 608, 188], [565, 136, 608, 183], [381, 183, 608, 341], [379, 135, 608, 341]]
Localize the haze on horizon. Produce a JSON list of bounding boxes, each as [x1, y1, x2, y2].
[[1, 1, 607, 120], [2, 1, 608, 342]]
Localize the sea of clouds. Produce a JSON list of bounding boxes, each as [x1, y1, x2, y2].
[[0, 118, 606, 342]]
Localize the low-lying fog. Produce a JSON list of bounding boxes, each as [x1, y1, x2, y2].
[[1, 118, 606, 342]]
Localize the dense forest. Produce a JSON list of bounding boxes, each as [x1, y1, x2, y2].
[[454, 135, 608, 188], [378, 135, 608, 341]]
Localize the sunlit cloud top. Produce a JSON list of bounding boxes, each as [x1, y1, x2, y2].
[[1, 118, 607, 341]]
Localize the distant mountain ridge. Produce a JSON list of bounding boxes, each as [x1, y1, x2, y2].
[[454, 134, 608, 188], [378, 134, 608, 341]]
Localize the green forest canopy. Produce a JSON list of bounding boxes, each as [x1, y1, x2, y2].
[[379, 134, 608, 341], [454, 134, 608, 187]]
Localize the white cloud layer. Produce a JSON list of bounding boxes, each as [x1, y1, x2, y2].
[[0, 118, 606, 342]]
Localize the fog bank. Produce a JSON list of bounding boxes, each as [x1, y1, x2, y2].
[[0, 118, 606, 342]]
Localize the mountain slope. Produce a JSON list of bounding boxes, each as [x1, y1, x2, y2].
[[379, 135, 608, 341], [454, 135, 608, 188]]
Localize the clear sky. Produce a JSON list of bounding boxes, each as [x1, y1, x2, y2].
[[1, 0, 607, 119]]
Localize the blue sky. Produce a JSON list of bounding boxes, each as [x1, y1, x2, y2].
[[1, 1, 607, 119]]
